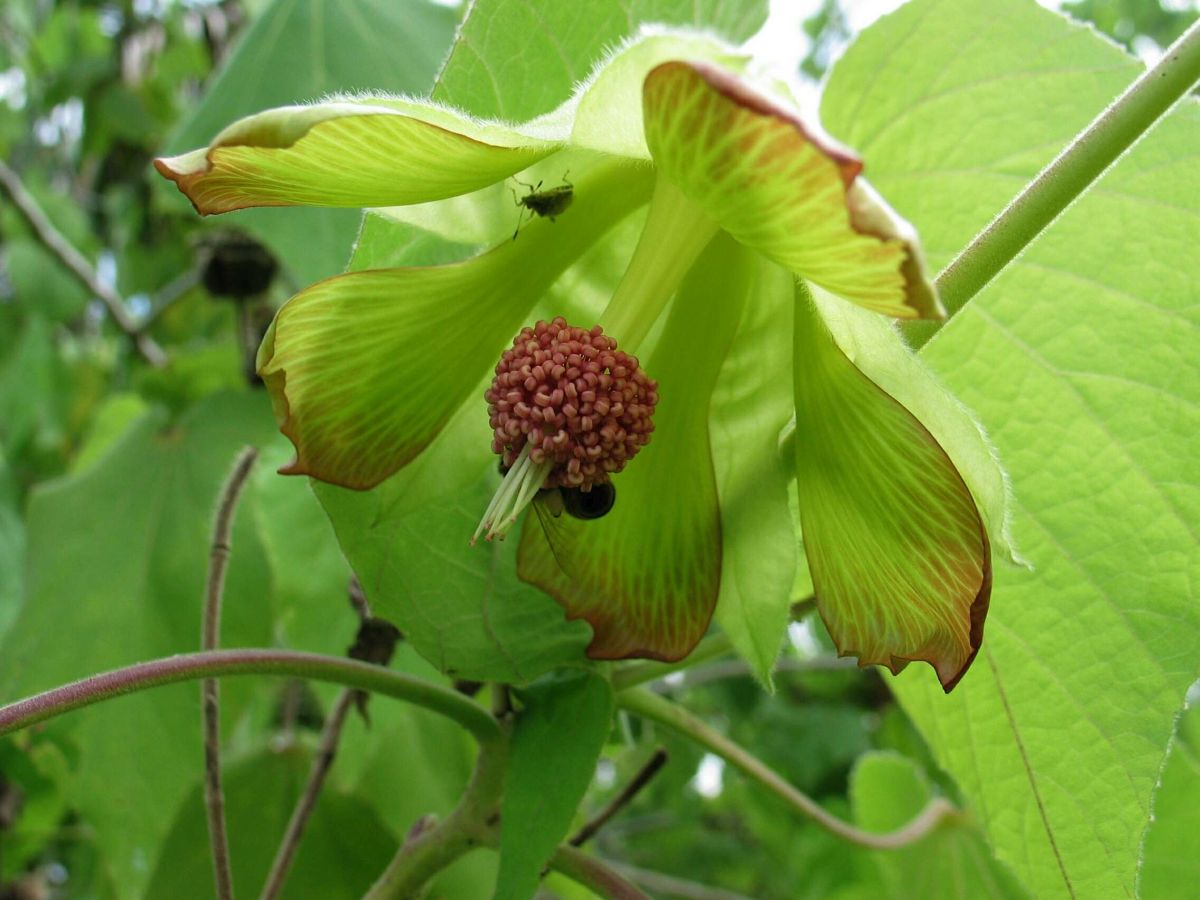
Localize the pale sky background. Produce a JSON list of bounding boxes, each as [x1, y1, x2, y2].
[[423, 0, 1200, 78], [746, 0, 1199, 87]]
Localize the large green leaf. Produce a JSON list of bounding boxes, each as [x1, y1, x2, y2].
[[850, 751, 1028, 899], [0, 317, 71, 471], [0, 392, 278, 896], [435, 0, 767, 118], [496, 672, 614, 900], [143, 747, 395, 899], [709, 253, 796, 690], [248, 439, 352, 655], [163, 0, 457, 284], [822, 1, 1200, 896]]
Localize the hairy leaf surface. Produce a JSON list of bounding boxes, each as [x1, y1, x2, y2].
[[824, 1, 1200, 896]]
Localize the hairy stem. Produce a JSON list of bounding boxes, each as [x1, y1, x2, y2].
[[932, 18, 1200, 322], [617, 687, 958, 849], [0, 649, 499, 744], [202, 448, 258, 900], [259, 688, 356, 900], [0, 159, 167, 367]]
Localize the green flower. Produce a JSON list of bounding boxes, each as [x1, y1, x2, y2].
[[156, 32, 1011, 690]]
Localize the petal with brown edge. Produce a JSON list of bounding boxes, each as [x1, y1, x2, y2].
[[792, 283, 990, 691], [155, 99, 558, 215], [643, 61, 941, 320], [517, 234, 749, 661]]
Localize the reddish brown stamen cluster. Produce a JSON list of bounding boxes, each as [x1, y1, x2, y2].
[[486, 317, 658, 489]]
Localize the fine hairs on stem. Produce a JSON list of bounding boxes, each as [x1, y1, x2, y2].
[[0, 649, 500, 742], [202, 447, 259, 900], [932, 17, 1200, 318]]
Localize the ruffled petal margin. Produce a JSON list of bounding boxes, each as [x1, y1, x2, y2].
[[643, 61, 941, 320]]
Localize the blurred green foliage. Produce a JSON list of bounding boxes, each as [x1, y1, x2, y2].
[[1060, 0, 1196, 50]]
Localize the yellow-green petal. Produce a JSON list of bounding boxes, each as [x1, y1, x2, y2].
[[643, 61, 940, 319], [793, 284, 990, 691], [155, 99, 559, 215], [807, 284, 1021, 566], [517, 235, 742, 662], [563, 31, 749, 160], [710, 247, 798, 688], [258, 163, 652, 490]]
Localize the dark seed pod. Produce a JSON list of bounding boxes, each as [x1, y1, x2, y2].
[[348, 617, 403, 667], [202, 232, 278, 299]]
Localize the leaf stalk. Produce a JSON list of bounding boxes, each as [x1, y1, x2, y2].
[[933, 18, 1200, 320]]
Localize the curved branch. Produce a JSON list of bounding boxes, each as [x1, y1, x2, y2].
[[617, 687, 959, 850], [260, 689, 356, 900], [365, 733, 508, 899], [0, 649, 499, 743], [569, 748, 668, 847], [0, 159, 167, 367]]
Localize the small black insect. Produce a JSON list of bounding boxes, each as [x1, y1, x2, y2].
[[511, 173, 574, 239], [539, 482, 617, 521], [494, 458, 616, 522]]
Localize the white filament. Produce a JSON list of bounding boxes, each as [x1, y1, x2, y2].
[[471, 442, 555, 544]]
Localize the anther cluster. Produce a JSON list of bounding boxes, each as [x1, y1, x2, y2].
[[486, 317, 658, 490]]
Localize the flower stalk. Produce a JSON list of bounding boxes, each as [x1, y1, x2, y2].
[[364, 732, 509, 899], [600, 177, 718, 348]]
